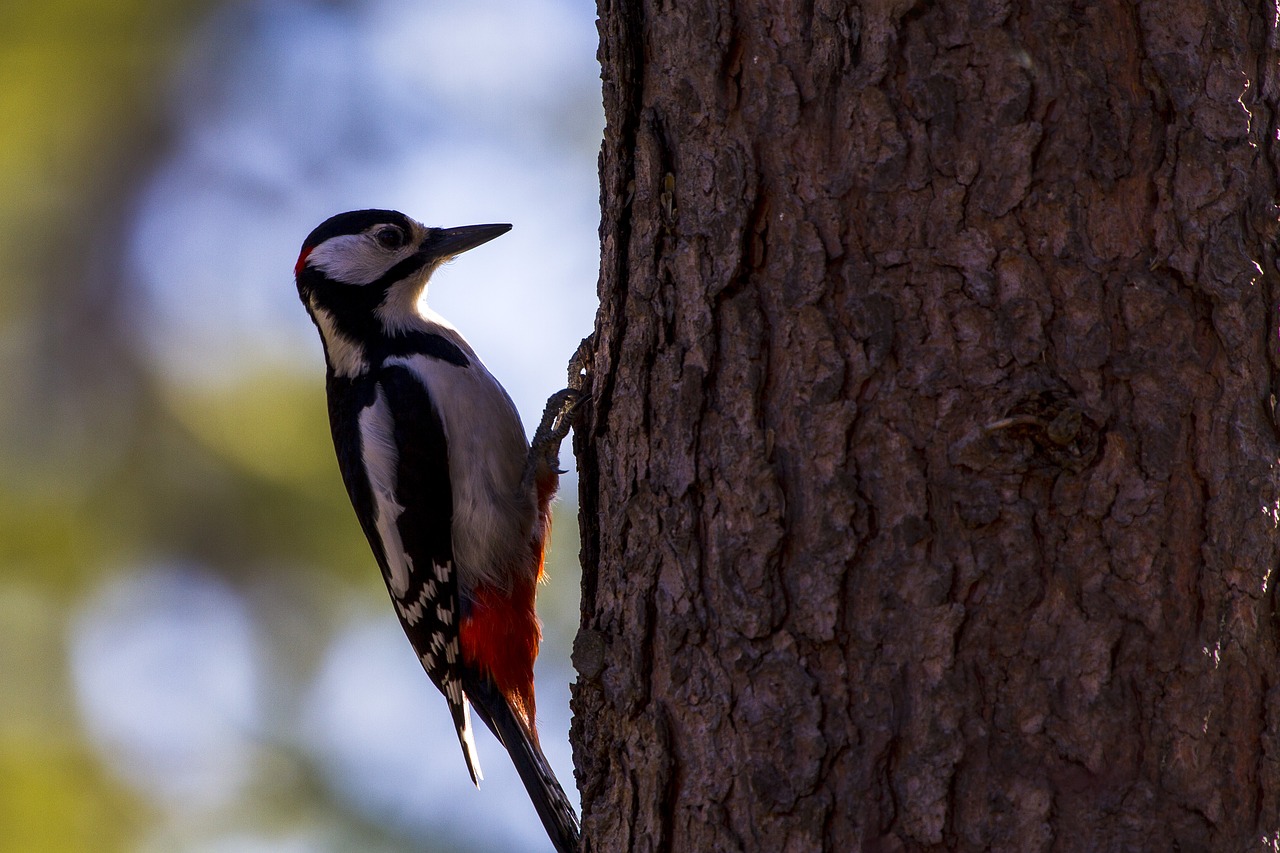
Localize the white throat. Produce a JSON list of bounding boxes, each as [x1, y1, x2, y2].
[[375, 275, 434, 336]]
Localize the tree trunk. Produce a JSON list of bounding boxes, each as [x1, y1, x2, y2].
[[573, 1, 1280, 850]]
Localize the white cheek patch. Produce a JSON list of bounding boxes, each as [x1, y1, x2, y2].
[[311, 305, 369, 378], [359, 385, 413, 597], [308, 233, 415, 285]]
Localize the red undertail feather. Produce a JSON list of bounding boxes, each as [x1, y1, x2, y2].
[[460, 576, 541, 735], [460, 470, 560, 736]]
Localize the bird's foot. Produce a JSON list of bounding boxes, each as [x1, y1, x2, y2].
[[524, 336, 593, 490], [528, 387, 583, 481]]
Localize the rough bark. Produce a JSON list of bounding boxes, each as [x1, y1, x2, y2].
[[573, 1, 1280, 850]]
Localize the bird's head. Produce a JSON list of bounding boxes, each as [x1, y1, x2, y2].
[[295, 208, 509, 333], [294, 209, 509, 374]]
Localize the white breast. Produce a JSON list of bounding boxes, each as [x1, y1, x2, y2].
[[385, 341, 535, 594]]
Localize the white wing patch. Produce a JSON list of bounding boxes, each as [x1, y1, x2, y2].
[[359, 385, 413, 597]]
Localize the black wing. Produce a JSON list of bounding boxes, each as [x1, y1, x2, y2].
[[378, 363, 484, 782], [329, 365, 482, 783]]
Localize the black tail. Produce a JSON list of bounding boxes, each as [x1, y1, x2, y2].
[[464, 673, 581, 853]]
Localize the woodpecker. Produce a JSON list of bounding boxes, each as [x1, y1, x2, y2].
[[294, 209, 581, 853]]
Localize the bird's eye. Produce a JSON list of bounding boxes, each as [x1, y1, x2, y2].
[[374, 226, 407, 250]]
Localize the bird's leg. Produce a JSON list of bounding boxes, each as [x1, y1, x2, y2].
[[525, 388, 582, 490], [525, 336, 593, 490]]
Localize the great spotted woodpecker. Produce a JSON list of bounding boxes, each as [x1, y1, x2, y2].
[[294, 209, 581, 853]]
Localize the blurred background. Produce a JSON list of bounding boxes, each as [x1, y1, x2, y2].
[[0, 1, 601, 851]]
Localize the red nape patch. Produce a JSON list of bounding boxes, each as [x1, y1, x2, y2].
[[294, 246, 314, 278], [460, 578, 542, 732]]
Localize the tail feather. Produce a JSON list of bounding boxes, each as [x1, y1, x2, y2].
[[451, 689, 483, 786], [464, 672, 581, 853]]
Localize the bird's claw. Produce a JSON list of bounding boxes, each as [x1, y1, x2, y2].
[[526, 387, 584, 487], [534, 387, 582, 452], [525, 337, 593, 489]]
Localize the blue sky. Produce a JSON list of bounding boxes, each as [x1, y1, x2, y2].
[[128, 0, 601, 426]]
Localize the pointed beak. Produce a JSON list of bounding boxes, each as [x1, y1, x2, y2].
[[419, 223, 512, 262]]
